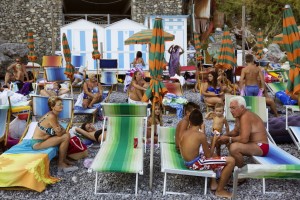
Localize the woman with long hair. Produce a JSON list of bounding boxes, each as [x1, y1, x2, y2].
[[82, 73, 103, 108], [128, 71, 148, 103], [131, 51, 145, 69], [202, 71, 224, 106]]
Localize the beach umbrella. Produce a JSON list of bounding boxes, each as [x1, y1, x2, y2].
[[282, 5, 300, 103], [283, 6, 300, 96], [92, 28, 101, 80], [273, 26, 300, 45], [193, 32, 204, 93], [124, 29, 174, 45], [215, 26, 236, 70], [62, 33, 75, 80], [141, 18, 168, 189], [256, 28, 264, 59], [27, 31, 38, 81]]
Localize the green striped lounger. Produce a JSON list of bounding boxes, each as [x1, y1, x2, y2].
[[90, 103, 147, 196], [159, 127, 215, 195], [286, 105, 300, 150], [266, 82, 287, 95]]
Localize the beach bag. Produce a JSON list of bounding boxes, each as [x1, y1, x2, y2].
[[275, 91, 298, 105], [67, 135, 88, 160]]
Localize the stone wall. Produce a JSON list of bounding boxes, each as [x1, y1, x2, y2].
[[0, 0, 62, 64], [131, 0, 182, 23]]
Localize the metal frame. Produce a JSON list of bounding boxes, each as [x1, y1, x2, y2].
[[285, 105, 300, 150]]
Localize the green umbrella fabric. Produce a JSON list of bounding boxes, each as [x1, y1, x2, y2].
[[215, 26, 236, 70], [256, 28, 264, 59], [62, 33, 75, 80], [27, 31, 37, 62], [193, 32, 203, 61], [282, 5, 300, 97], [124, 29, 174, 45], [92, 28, 101, 59]]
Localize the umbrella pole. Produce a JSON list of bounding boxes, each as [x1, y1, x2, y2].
[[149, 103, 155, 189]]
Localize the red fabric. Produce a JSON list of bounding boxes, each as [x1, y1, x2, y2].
[[67, 136, 87, 154]]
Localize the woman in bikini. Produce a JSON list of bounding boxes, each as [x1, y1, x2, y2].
[[202, 71, 224, 106], [82, 73, 103, 108], [147, 103, 163, 144], [32, 96, 78, 174], [75, 122, 107, 143], [128, 71, 148, 104]]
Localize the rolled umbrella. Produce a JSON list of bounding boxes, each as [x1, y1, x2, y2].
[[256, 28, 264, 60], [62, 33, 75, 80], [92, 28, 101, 59], [124, 29, 174, 45], [215, 26, 236, 70], [282, 5, 300, 104], [193, 32, 204, 93], [141, 18, 168, 189], [27, 31, 38, 81]]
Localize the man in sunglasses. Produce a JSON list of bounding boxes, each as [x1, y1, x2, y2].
[[4, 58, 29, 88]]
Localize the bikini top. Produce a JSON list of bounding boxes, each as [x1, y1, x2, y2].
[[37, 114, 56, 136], [207, 86, 221, 94]]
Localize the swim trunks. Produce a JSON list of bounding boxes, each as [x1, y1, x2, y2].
[[244, 85, 259, 96], [184, 155, 227, 171], [257, 143, 269, 156]]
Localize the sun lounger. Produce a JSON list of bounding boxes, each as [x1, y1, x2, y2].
[[159, 126, 216, 195], [90, 103, 148, 196], [100, 59, 118, 102], [0, 95, 73, 192], [232, 141, 300, 199], [265, 82, 287, 96], [285, 105, 300, 149]]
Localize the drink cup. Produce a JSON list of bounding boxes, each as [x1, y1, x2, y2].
[[134, 137, 138, 148]]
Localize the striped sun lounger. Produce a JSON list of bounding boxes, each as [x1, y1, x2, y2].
[[159, 126, 215, 195], [266, 82, 287, 95], [285, 105, 300, 150], [90, 103, 148, 196]]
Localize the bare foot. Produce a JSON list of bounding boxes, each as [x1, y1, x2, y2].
[[58, 162, 70, 168], [65, 159, 75, 165], [215, 189, 232, 199], [210, 178, 218, 191]]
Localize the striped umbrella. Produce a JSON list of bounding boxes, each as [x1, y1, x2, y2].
[[27, 31, 37, 62], [256, 28, 264, 59], [193, 32, 203, 61], [124, 29, 174, 45], [62, 33, 75, 80], [273, 26, 300, 44], [92, 28, 101, 59], [282, 5, 300, 101], [215, 26, 236, 70], [141, 18, 168, 188]]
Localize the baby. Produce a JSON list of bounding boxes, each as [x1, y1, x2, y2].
[[205, 103, 229, 156]]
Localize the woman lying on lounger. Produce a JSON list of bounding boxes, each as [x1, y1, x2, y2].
[[32, 96, 78, 174], [75, 122, 106, 143]]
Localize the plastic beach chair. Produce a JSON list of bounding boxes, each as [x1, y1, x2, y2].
[[285, 105, 300, 150], [90, 103, 147, 196]]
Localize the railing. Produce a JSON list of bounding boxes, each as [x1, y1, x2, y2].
[[63, 14, 131, 25]]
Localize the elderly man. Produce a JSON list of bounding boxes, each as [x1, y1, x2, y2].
[[4, 58, 29, 88], [218, 96, 269, 168]]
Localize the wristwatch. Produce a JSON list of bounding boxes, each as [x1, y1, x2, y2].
[[229, 137, 232, 144]]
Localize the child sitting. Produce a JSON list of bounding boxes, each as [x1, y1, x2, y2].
[[180, 109, 235, 198], [147, 103, 163, 144], [205, 103, 229, 156], [175, 101, 205, 153]]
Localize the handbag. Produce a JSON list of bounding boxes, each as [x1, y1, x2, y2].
[[67, 135, 88, 160]]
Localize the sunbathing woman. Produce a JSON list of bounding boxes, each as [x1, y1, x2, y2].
[[75, 122, 106, 143], [82, 73, 103, 108], [128, 71, 148, 104], [32, 96, 78, 174], [202, 71, 224, 106], [40, 82, 70, 97]]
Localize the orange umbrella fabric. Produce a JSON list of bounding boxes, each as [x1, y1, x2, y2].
[[62, 33, 75, 80]]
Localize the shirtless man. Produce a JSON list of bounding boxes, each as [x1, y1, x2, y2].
[[180, 109, 235, 198], [239, 54, 265, 96], [175, 101, 205, 152], [218, 96, 269, 168], [5, 58, 29, 87]]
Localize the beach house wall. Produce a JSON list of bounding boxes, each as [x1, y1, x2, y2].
[[144, 15, 189, 66], [104, 18, 149, 72], [60, 19, 105, 70]]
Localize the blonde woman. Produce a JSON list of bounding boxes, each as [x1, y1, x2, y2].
[[32, 96, 78, 174], [128, 71, 148, 103]]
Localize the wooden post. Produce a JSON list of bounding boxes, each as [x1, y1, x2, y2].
[[242, 4, 246, 66]]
